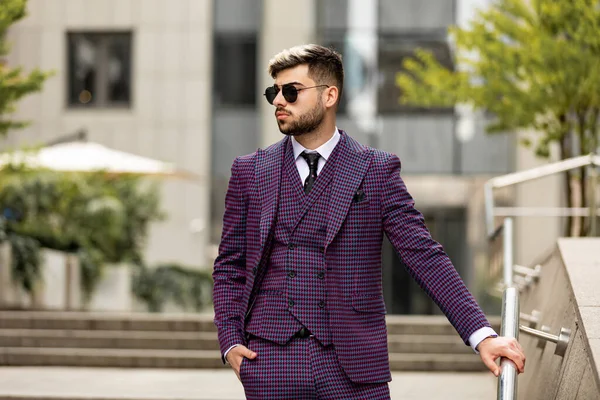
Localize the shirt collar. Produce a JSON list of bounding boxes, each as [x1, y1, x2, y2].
[[292, 127, 341, 161]]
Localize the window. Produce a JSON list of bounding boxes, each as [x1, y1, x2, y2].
[[378, 36, 454, 114], [213, 35, 257, 107], [67, 32, 132, 108]]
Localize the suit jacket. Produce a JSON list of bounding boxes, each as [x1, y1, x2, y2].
[[213, 131, 491, 384]]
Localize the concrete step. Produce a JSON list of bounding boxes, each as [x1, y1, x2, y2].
[[0, 329, 470, 354], [0, 311, 501, 335], [385, 315, 501, 336], [0, 347, 486, 371], [388, 353, 487, 372], [0, 329, 220, 350], [0, 347, 226, 368], [0, 311, 216, 332], [387, 334, 472, 354]]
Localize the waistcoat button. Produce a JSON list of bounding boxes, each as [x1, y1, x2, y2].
[[288, 270, 296, 278], [288, 243, 295, 250], [318, 300, 326, 308], [288, 300, 295, 307], [316, 272, 324, 279]]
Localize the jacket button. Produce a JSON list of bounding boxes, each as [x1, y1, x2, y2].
[[288, 243, 296, 250], [288, 300, 295, 307], [288, 270, 296, 278], [316, 272, 324, 279], [252, 267, 257, 275], [318, 300, 326, 308]]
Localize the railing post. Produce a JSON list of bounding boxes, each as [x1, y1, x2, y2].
[[498, 286, 519, 400], [589, 163, 598, 237], [503, 217, 514, 286]]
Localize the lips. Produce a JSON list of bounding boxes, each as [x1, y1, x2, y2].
[[276, 112, 289, 119]]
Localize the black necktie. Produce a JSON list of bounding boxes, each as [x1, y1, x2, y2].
[[300, 151, 321, 194]]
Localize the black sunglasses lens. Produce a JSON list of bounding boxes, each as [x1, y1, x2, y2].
[[281, 85, 298, 103], [265, 87, 278, 104]]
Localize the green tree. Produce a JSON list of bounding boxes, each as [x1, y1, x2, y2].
[[397, 0, 600, 236], [0, 0, 52, 136]]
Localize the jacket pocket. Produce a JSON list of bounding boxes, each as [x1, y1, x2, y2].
[[351, 294, 387, 314]]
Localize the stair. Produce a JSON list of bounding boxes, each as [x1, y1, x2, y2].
[[0, 311, 500, 371]]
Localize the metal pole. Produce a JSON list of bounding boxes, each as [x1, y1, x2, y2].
[[503, 217, 514, 286], [484, 183, 495, 237], [497, 287, 519, 400], [590, 163, 598, 236]]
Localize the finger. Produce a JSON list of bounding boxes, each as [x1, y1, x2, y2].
[[244, 347, 258, 359], [502, 349, 525, 373], [481, 354, 500, 377]]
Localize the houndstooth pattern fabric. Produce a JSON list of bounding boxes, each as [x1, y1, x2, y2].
[[213, 131, 492, 384], [246, 139, 337, 346], [240, 336, 390, 400]]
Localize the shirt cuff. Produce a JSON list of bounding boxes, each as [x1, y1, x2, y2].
[[469, 327, 498, 354], [223, 344, 241, 364]]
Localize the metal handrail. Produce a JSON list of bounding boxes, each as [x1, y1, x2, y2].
[[496, 217, 519, 400], [487, 156, 598, 399], [498, 287, 519, 400]]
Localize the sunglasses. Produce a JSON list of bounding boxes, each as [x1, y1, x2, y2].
[[264, 84, 329, 105]]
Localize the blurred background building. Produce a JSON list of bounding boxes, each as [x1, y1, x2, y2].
[[3, 0, 556, 314]]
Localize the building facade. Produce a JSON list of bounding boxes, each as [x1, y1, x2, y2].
[[5, 0, 526, 314]]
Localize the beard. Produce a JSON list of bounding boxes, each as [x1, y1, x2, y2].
[[277, 98, 325, 136]]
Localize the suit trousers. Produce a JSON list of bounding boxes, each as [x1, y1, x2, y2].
[[240, 335, 390, 400]]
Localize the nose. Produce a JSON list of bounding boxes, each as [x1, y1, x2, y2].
[[272, 89, 286, 107]]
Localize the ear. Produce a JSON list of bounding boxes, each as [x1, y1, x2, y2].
[[323, 86, 339, 109]]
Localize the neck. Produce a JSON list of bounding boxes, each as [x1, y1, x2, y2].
[[293, 120, 336, 150]]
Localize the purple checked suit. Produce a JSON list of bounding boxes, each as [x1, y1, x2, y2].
[[213, 131, 491, 385]]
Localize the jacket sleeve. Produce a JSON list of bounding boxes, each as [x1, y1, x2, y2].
[[381, 153, 491, 344], [212, 157, 248, 360]]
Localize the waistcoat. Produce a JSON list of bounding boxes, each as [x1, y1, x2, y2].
[[245, 139, 341, 346]]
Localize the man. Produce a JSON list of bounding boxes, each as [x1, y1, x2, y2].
[[213, 44, 525, 399]]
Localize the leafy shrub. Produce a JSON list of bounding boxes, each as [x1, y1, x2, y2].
[[132, 263, 213, 312], [0, 168, 164, 299]]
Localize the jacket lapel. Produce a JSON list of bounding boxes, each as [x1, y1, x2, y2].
[[324, 132, 373, 249], [256, 137, 287, 263]]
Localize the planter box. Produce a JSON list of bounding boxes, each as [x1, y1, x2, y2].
[[87, 263, 132, 312], [1, 245, 82, 310], [0, 242, 32, 309], [33, 249, 81, 310]]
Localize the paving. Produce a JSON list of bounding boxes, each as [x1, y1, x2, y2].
[[0, 367, 496, 400]]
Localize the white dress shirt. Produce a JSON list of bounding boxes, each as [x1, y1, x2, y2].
[[291, 127, 341, 182], [223, 127, 496, 362]]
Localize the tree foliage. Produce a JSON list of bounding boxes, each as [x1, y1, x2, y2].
[[0, 0, 53, 136], [397, 0, 600, 235]]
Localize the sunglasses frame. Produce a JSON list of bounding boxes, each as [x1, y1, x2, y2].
[[264, 83, 330, 104]]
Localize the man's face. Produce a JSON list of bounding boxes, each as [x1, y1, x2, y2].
[[269, 64, 326, 136]]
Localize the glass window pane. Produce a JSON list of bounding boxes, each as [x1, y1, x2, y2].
[[107, 34, 132, 104], [213, 35, 257, 107], [68, 33, 99, 106], [68, 32, 132, 108]]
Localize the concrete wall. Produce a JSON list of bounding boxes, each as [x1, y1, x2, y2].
[[517, 238, 600, 399]]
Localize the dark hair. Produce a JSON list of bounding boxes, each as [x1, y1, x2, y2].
[[268, 44, 344, 105]]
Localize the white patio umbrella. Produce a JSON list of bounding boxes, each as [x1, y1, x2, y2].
[[0, 141, 198, 179]]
